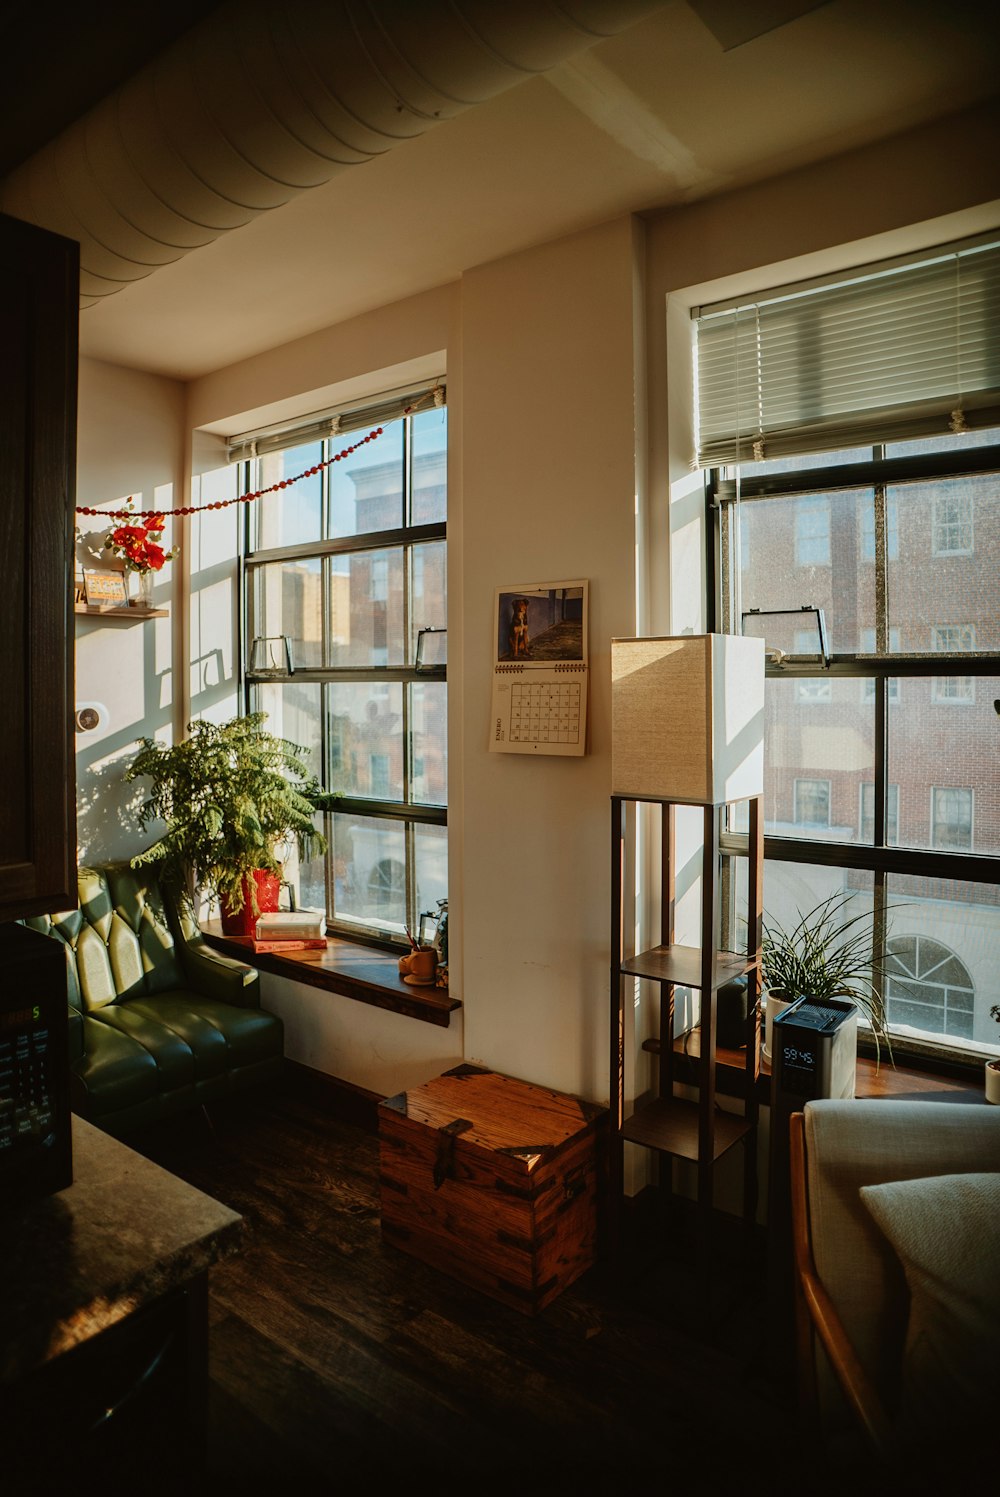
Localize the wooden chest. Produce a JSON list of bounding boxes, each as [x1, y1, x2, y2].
[[378, 1064, 607, 1315]]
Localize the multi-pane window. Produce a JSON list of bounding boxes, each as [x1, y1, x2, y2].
[[724, 453, 999, 1056], [240, 395, 448, 944], [931, 787, 973, 850], [698, 234, 1000, 1061], [932, 493, 973, 555]]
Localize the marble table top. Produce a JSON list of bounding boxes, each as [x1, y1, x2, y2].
[[0, 1115, 242, 1383]]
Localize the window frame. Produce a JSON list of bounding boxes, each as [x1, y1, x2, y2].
[[239, 405, 447, 949], [710, 437, 1000, 1065]]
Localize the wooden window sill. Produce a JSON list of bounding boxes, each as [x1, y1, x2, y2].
[[201, 924, 460, 1028], [668, 1028, 984, 1103]]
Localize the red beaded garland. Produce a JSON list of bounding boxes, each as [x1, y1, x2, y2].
[[74, 403, 427, 521]]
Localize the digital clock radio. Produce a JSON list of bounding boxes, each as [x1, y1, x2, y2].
[[0, 923, 73, 1210], [771, 995, 858, 1106]]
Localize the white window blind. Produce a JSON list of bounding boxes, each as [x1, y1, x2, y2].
[[693, 235, 1000, 467], [226, 380, 445, 464]]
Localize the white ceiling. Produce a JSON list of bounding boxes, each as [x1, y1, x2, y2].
[[60, 0, 1000, 382]]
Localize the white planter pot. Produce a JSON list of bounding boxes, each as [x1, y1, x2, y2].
[[986, 1059, 1000, 1105], [763, 990, 791, 1064]]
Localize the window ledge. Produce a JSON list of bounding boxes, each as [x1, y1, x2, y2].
[[201, 924, 460, 1028], [672, 1028, 986, 1103]]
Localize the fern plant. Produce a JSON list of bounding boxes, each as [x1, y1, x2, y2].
[[124, 712, 327, 915], [762, 890, 894, 1065]]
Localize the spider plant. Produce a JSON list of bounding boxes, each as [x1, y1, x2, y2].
[[762, 890, 895, 1066]]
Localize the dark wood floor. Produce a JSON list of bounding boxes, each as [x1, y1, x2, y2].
[[128, 1076, 867, 1494]]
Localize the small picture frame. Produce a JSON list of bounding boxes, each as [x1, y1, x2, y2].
[[83, 571, 128, 609]]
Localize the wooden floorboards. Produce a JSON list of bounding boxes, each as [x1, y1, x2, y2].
[[127, 1077, 855, 1493]]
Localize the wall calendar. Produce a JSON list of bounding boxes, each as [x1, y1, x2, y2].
[[489, 579, 588, 756]]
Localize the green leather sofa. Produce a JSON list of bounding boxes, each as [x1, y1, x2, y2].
[[25, 863, 284, 1136]]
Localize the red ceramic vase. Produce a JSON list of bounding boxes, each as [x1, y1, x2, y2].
[[219, 870, 281, 938]]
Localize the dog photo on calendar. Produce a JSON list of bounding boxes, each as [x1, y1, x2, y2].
[[495, 584, 585, 664]]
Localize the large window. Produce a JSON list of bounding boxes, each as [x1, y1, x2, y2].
[[698, 233, 1000, 1060], [237, 389, 447, 944]]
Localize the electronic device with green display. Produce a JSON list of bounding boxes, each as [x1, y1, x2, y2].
[[0, 923, 73, 1209]]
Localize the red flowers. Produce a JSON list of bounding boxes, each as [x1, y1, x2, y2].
[[103, 501, 178, 573]]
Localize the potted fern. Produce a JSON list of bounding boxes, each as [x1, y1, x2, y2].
[[124, 712, 327, 936], [761, 890, 894, 1067]]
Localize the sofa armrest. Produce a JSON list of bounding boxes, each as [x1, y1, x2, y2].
[[161, 879, 262, 1008], [790, 1111, 892, 1457], [68, 1004, 84, 1065], [177, 935, 262, 1009]]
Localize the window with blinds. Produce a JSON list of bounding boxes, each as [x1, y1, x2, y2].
[[704, 230, 1000, 1069], [694, 235, 1000, 467]]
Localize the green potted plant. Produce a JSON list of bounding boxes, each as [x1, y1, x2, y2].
[[761, 890, 894, 1067], [124, 711, 327, 936]]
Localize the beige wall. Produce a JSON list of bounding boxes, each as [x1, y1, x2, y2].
[[458, 216, 643, 1100], [75, 358, 186, 867], [71, 106, 1000, 1125]]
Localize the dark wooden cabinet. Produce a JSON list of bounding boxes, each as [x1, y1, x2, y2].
[[0, 210, 78, 918]]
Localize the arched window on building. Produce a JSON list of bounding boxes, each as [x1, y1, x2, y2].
[[885, 936, 975, 1040]]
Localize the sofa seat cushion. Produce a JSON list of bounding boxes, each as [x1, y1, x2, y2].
[[89, 1006, 197, 1091], [74, 1017, 160, 1117], [124, 992, 283, 1076]]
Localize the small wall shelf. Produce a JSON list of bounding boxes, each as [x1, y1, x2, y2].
[[74, 605, 168, 620]]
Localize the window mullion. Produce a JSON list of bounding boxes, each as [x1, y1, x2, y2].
[[873, 669, 887, 850], [873, 482, 888, 655]]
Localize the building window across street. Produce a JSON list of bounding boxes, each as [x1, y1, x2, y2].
[[931, 624, 976, 703], [794, 778, 831, 827], [932, 493, 973, 555], [931, 787, 974, 850]]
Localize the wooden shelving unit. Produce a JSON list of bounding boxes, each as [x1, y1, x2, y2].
[[609, 793, 763, 1252]]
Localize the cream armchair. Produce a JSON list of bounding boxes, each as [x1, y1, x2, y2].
[[789, 1098, 1000, 1482]]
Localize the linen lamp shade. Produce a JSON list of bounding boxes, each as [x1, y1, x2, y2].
[[611, 634, 764, 804]]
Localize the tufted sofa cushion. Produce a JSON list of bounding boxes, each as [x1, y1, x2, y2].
[[27, 863, 284, 1135]]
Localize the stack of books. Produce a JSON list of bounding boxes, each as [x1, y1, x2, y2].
[[226, 910, 327, 953]]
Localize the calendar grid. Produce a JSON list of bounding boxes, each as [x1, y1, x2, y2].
[[508, 680, 582, 744]]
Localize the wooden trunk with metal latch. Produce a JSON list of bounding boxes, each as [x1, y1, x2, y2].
[[378, 1063, 607, 1315]]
